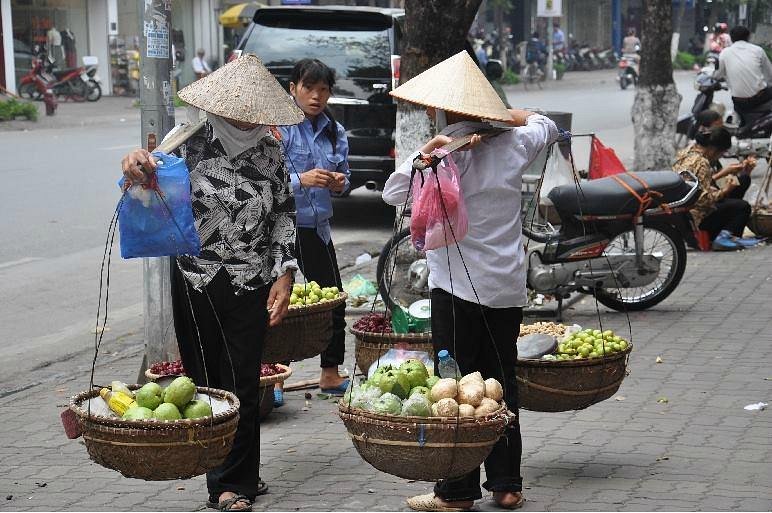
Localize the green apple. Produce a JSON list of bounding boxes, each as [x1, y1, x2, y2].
[[135, 382, 163, 410]]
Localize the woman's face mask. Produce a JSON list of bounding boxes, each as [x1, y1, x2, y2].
[[223, 117, 263, 131]]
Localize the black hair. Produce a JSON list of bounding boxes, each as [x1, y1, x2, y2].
[[730, 25, 750, 42], [694, 126, 732, 151], [688, 109, 722, 139], [531, 31, 540, 39], [696, 109, 722, 128], [290, 58, 339, 154]]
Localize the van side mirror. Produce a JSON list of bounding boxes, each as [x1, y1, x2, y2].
[[486, 59, 504, 81]]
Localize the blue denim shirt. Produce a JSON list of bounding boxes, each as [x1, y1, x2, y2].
[[280, 113, 350, 243]]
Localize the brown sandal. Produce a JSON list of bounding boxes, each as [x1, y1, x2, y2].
[[206, 494, 253, 512]]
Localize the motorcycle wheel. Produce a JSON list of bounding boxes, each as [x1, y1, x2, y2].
[[376, 227, 429, 310], [594, 223, 687, 311], [19, 83, 42, 101], [619, 76, 629, 90], [86, 80, 102, 102], [68, 79, 89, 102]]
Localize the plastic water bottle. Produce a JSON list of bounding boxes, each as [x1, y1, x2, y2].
[[437, 350, 461, 380]]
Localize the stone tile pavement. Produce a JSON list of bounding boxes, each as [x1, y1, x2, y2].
[[1, 245, 770, 511]]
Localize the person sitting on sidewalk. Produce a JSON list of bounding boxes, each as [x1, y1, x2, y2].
[[691, 108, 756, 199], [120, 54, 303, 512], [383, 51, 559, 512], [673, 126, 760, 250]]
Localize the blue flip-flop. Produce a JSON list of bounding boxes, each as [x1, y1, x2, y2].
[[320, 378, 351, 397], [273, 388, 284, 408]]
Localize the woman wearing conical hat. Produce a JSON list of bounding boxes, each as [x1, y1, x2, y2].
[[120, 54, 304, 512], [383, 51, 560, 512]]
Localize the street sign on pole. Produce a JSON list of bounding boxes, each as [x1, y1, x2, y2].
[[138, 0, 177, 380], [537, 0, 562, 18]]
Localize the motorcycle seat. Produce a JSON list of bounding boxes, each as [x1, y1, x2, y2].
[[53, 67, 82, 77], [548, 171, 692, 219]]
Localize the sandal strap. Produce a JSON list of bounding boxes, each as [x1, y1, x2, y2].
[[218, 494, 252, 511]]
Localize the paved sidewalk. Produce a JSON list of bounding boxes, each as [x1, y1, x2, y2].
[[1, 243, 770, 511], [0, 97, 191, 132]]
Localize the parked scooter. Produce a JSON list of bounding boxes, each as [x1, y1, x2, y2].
[[18, 52, 99, 102], [376, 155, 700, 313]]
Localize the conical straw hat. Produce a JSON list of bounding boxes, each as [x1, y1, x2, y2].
[[390, 51, 512, 122], [178, 53, 304, 126]]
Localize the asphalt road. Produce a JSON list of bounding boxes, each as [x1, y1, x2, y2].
[[0, 69, 725, 393]]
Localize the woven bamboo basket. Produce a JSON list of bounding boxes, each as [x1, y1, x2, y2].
[[748, 165, 771, 237], [70, 386, 239, 480], [515, 344, 633, 412], [338, 403, 511, 481], [350, 328, 433, 374], [262, 293, 347, 363], [748, 211, 772, 237], [258, 364, 292, 420]]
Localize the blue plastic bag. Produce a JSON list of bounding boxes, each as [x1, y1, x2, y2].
[[117, 152, 201, 259]]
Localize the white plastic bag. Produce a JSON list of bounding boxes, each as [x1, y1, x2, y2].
[[366, 348, 434, 378], [539, 148, 576, 201]]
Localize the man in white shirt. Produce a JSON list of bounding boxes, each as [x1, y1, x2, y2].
[[715, 25, 772, 120], [191, 48, 212, 80], [383, 51, 559, 512]]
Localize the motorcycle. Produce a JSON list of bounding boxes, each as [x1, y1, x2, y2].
[[18, 52, 97, 102], [82, 56, 103, 102], [675, 65, 772, 154], [596, 47, 617, 69], [617, 54, 639, 90], [377, 160, 700, 314]]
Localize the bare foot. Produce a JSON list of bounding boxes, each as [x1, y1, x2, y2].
[[319, 367, 347, 390], [493, 491, 524, 510]]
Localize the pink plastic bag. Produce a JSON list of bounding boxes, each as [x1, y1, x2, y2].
[[410, 151, 468, 251]]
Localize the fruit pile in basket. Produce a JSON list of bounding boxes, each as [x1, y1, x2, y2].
[[342, 359, 504, 418], [260, 363, 284, 377], [546, 328, 629, 361], [352, 312, 392, 333], [148, 359, 185, 377], [103, 377, 213, 421], [290, 281, 342, 307], [517, 323, 631, 361]]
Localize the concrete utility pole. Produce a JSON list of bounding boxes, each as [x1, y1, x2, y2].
[[138, 0, 177, 381]]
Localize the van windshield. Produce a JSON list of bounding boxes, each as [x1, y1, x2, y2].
[[243, 12, 391, 80]]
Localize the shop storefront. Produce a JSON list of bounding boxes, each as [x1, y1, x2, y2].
[[5, 0, 218, 96], [11, 0, 88, 69], [108, 0, 200, 96]]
